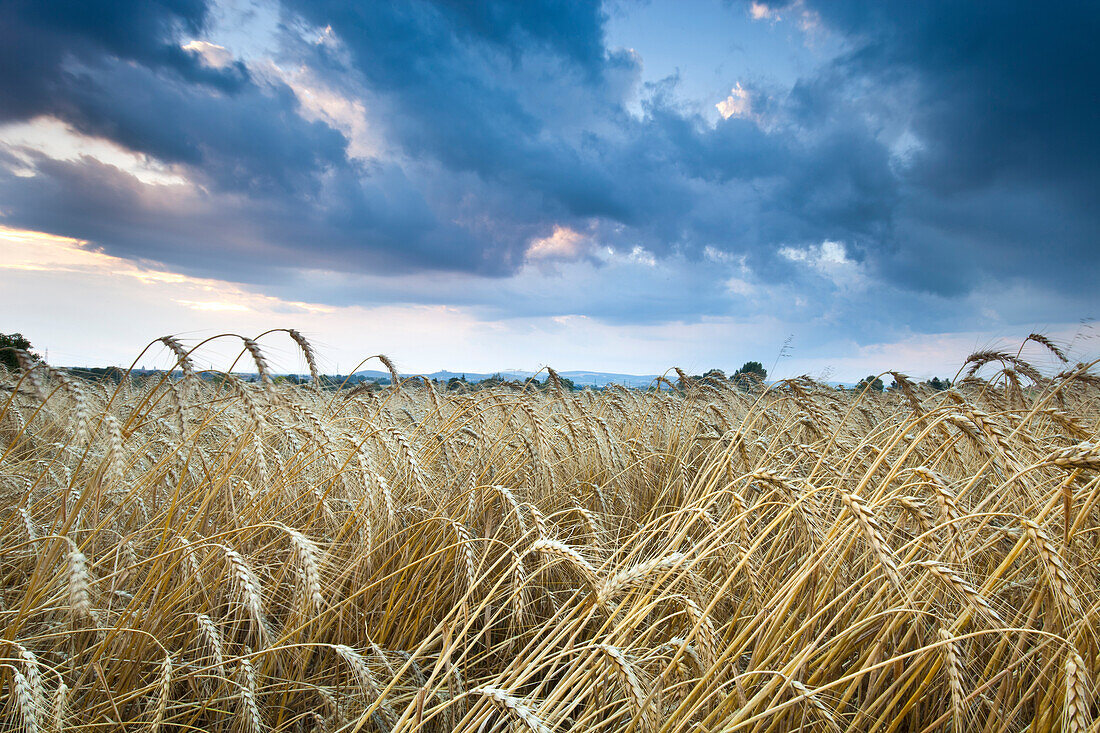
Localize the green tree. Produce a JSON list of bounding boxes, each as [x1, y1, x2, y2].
[[702, 368, 726, 384], [856, 375, 885, 392], [477, 373, 504, 387], [0, 333, 38, 371], [732, 361, 767, 389]]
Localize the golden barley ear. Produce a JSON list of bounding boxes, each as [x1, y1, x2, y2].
[[1024, 333, 1069, 363], [472, 687, 554, 733]]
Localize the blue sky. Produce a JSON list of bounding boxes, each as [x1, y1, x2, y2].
[[0, 0, 1096, 379]]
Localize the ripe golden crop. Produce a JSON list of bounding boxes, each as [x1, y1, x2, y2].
[[0, 333, 1096, 731]]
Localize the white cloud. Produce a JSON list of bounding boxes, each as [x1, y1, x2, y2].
[[626, 246, 657, 267], [778, 245, 808, 262], [746, 0, 825, 44], [255, 60, 383, 160], [780, 240, 866, 290], [0, 118, 189, 186], [716, 83, 752, 120], [3, 225, 1092, 382], [174, 300, 251, 312], [796, 5, 824, 36], [818, 240, 848, 264], [780, 240, 850, 266], [888, 128, 925, 170], [182, 40, 234, 69], [725, 277, 755, 296], [526, 225, 589, 261], [749, 3, 780, 22]]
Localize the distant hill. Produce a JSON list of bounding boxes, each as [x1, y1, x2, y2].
[[57, 366, 666, 388], [350, 369, 664, 388], [64, 366, 851, 390]]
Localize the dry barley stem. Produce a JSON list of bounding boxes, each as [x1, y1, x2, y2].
[[840, 490, 903, 592], [596, 643, 654, 732], [281, 523, 325, 614], [222, 546, 270, 646], [789, 678, 840, 732], [51, 682, 68, 732], [919, 561, 1004, 626], [196, 613, 226, 679]]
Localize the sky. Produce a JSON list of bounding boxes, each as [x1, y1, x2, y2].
[[1, 0, 1097, 380]]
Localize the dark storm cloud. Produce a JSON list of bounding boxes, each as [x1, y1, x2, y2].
[[0, 0, 246, 121], [0, 0, 343, 196], [0, 0, 511, 274], [0, 0, 1097, 330], [278, 0, 896, 273], [761, 0, 1100, 295], [795, 1, 1100, 191], [0, 152, 491, 277]]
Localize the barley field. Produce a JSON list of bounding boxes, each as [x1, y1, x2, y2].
[[1, 332, 1097, 732]]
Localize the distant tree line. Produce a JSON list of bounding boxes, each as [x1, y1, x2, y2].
[[444, 373, 577, 392], [2, 333, 958, 395], [677, 361, 768, 391]]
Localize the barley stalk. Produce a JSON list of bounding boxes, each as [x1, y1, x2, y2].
[[1064, 650, 1091, 733], [789, 678, 840, 732], [919, 561, 1004, 626], [281, 524, 325, 614], [149, 654, 172, 732], [50, 682, 67, 733], [11, 667, 40, 733], [472, 687, 553, 733], [938, 628, 965, 733], [237, 654, 263, 733], [597, 553, 685, 606], [528, 538, 598, 592], [66, 540, 93, 622], [0, 333, 1094, 732], [222, 545, 270, 646], [1023, 519, 1084, 619], [596, 643, 654, 732], [196, 613, 225, 679], [840, 490, 903, 592]]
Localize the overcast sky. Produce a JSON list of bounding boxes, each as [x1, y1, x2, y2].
[[1, 0, 1097, 379]]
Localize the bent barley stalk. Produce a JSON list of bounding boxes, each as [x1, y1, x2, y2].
[[528, 538, 599, 591], [919, 560, 1005, 626], [0, 333, 1095, 732], [597, 552, 686, 606], [472, 687, 553, 733]]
